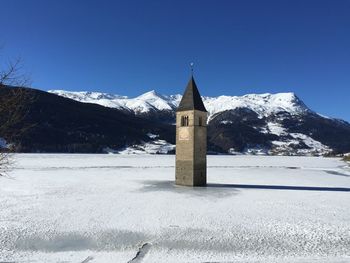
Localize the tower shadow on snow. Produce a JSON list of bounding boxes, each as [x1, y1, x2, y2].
[[139, 180, 350, 197], [206, 183, 350, 192], [139, 180, 239, 198]]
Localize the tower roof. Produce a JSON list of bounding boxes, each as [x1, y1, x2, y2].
[[177, 76, 207, 112]]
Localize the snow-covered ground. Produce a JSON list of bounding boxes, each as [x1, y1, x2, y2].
[[106, 139, 175, 155], [1, 154, 350, 263]]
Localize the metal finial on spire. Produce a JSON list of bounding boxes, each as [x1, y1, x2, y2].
[[190, 62, 194, 76]]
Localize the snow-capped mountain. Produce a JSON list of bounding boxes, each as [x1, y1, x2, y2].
[[48, 89, 350, 156], [50, 90, 181, 114], [204, 92, 310, 120], [49, 90, 310, 120], [2, 85, 349, 155]]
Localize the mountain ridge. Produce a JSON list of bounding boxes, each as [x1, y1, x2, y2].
[[48, 90, 323, 120], [48, 89, 350, 155], [1, 86, 349, 155]]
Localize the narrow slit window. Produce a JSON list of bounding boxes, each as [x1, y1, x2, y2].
[[181, 116, 189, 126], [199, 116, 203, 126]]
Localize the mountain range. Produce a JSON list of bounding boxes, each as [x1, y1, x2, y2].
[[48, 89, 350, 155], [0, 85, 349, 155], [49, 89, 309, 121]]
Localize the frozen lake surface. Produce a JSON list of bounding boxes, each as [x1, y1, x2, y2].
[[1, 154, 350, 262]]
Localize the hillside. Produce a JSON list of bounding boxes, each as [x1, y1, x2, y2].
[[49, 89, 350, 155], [1, 85, 350, 154], [0, 85, 173, 153]]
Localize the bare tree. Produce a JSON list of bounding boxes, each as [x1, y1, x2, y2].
[[0, 53, 32, 87], [0, 50, 31, 175]]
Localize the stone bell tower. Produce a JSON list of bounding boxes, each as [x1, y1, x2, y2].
[[175, 76, 207, 186]]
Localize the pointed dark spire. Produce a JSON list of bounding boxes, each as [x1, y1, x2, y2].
[[177, 76, 207, 112]]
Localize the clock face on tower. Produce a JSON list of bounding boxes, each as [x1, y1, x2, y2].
[[179, 127, 190, 140]]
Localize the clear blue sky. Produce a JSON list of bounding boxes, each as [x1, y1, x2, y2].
[[1, 0, 350, 121]]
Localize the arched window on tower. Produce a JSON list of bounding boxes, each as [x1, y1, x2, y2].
[[181, 116, 189, 126], [199, 116, 203, 126]]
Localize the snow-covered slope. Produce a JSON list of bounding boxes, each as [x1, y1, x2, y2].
[[49, 90, 310, 118], [204, 92, 309, 120], [50, 90, 181, 114], [103, 133, 175, 154]]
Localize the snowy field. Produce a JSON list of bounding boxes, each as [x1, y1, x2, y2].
[[1, 154, 350, 263]]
